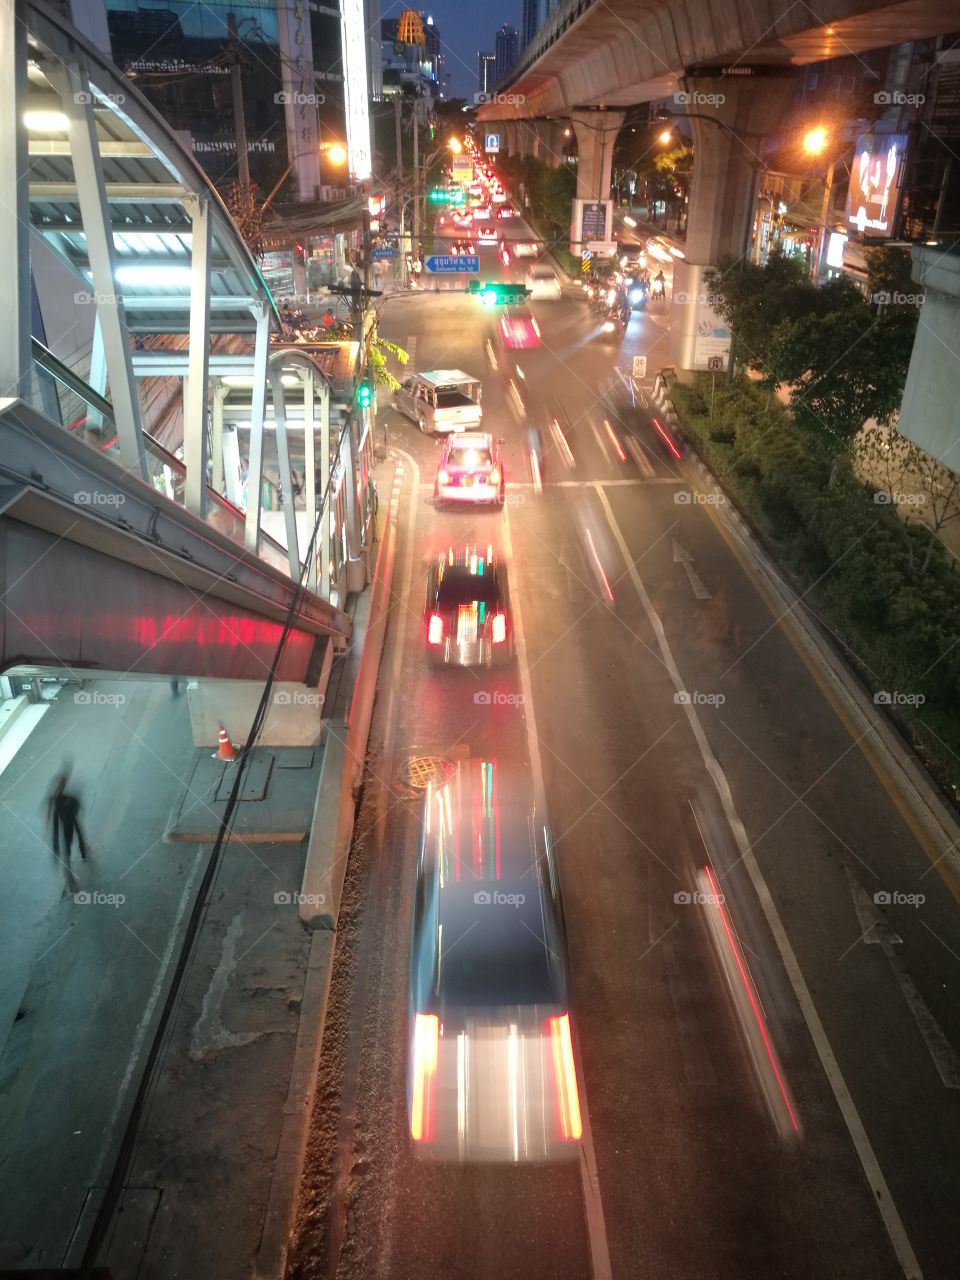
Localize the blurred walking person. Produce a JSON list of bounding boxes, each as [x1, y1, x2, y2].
[[47, 767, 89, 865]]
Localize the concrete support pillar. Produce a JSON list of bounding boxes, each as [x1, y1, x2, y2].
[[898, 247, 960, 471], [503, 122, 519, 157], [668, 72, 796, 370], [538, 120, 566, 167], [571, 109, 625, 201]]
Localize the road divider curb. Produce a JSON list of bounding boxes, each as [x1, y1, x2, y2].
[[298, 459, 403, 929]]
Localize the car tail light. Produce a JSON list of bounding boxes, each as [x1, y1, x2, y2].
[[548, 1013, 583, 1141], [491, 613, 507, 644], [410, 1013, 439, 1141], [488, 467, 501, 486], [427, 614, 444, 645], [437, 468, 450, 485]]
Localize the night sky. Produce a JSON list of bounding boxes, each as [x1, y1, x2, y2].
[[378, 0, 520, 99]]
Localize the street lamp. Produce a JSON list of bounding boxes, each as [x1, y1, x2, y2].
[[802, 127, 828, 157], [448, 136, 463, 154], [658, 129, 673, 145]]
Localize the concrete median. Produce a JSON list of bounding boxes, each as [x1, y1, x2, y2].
[[298, 484, 399, 929]]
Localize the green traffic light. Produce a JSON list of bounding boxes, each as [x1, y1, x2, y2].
[[481, 288, 498, 307], [357, 380, 373, 408]]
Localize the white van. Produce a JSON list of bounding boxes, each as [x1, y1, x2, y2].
[[393, 369, 483, 434]]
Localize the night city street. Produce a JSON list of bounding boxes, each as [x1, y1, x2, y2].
[[2, 1, 960, 1278]]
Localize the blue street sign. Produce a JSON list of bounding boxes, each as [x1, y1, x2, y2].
[[485, 132, 500, 153], [370, 244, 399, 259], [425, 255, 480, 273]]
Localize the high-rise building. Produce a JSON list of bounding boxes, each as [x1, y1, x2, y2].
[[494, 23, 519, 84], [478, 52, 496, 95], [521, 0, 540, 50], [423, 14, 441, 81], [381, 12, 437, 100]]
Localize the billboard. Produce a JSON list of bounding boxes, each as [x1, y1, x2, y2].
[[845, 133, 907, 239]]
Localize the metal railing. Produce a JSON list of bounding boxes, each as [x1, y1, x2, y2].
[[28, 339, 291, 576]]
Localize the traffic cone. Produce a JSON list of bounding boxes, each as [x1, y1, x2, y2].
[[213, 725, 237, 761]]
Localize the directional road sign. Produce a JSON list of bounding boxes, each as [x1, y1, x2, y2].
[[485, 132, 500, 153], [632, 355, 647, 378], [426, 255, 480, 273], [370, 244, 399, 260]]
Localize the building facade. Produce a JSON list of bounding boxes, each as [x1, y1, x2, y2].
[[101, 0, 366, 201], [478, 51, 495, 95], [494, 23, 519, 84]]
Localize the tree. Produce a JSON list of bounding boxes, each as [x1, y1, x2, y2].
[[764, 300, 916, 444], [224, 181, 265, 260], [705, 250, 820, 370]]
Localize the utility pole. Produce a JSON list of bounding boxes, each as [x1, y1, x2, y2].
[[394, 95, 406, 284], [226, 13, 250, 189], [412, 101, 420, 257], [812, 159, 836, 285]]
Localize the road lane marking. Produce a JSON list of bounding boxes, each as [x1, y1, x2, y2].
[[672, 539, 712, 600], [595, 484, 923, 1280], [502, 506, 613, 1280], [844, 865, 960, 1089]]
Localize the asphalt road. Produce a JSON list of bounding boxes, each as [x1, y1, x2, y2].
[[288, 220, 960, 1280]]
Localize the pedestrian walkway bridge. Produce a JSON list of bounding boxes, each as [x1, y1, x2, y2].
[[0, 0, 374, 683]]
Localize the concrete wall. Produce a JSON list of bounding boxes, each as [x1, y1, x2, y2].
[[898, 245, 960, 474], [187, 678, 327, 748]]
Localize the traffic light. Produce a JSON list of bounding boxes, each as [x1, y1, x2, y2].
[[356, 380, 373, 409], [428, 188, 449, 202], [467, 281, 529, 306]]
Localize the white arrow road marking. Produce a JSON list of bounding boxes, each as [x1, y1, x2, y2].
[[672, 539, 712, 599], [844, 865, 960, 1089]]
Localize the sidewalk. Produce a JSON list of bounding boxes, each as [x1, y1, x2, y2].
[[94, 452, 399, 1280]]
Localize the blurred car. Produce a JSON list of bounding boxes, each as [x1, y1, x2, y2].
[[451, 240, 476, 256], [496, 205, 516, 219], [423, 546, 513, 666], [498, 307, 541, 350], [491, 189, 507, 204], [472, 205, 492, 220], [453, 212, 473, 229], [434, 432, 504, 507], [513, 241, 539, 258], [408, 757, 582, 1162], [477, 225, 498, 243], [525, 263, 562, 300], [500, 244, 511, 267]]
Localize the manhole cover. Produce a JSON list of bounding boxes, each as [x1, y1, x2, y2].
[[401, 755, 454, 790]]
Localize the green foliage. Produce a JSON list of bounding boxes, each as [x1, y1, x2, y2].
[[670, 373, 960, 782], [365, 334, 408, 392]]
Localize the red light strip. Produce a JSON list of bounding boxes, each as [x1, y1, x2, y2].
[[651, 417, 682, 460], [603, 418, 627, 462], [703, 864, 799, 1133]]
